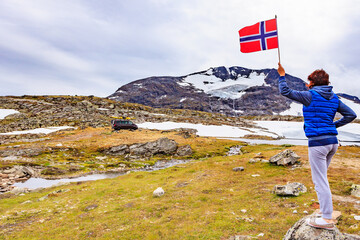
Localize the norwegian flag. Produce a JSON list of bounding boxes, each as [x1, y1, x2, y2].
[[239, 18, 278, 53]]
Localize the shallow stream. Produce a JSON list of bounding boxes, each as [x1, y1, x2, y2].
[[12, 159, 190, 190]]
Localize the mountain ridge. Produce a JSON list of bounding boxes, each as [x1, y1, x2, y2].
[[108, 66, 360, 117], [108, 66, 307, 116]]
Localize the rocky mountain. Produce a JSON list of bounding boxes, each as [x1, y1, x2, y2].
[[108, 66, 308, 116], [109, 66, 360, 117], [0, 95, 256, 134]]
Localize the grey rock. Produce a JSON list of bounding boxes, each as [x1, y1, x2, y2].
[[175, 128, 197, 138], [283, 214, 360, 240], [227, 145, 243, 156], [233, 167, 244, 172], [249, 158, 260, 163], [270, 149, 300, 166], [351, 184, 360, 197], [84, 204, 98, 211], [274, 182, 307, 196], [38, 195, 49, 201], [176, 144, 193, 156], [153, 187, 165, 197], [105, 144, 130, 155], [130, 138, 178, 156], [343, 233, 360, 240]]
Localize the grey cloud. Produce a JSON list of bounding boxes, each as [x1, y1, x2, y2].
[[0, 0, 360, 97]]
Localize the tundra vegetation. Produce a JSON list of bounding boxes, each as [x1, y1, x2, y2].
[[0, 127, 359, 239], [0, 95, 359, 239]]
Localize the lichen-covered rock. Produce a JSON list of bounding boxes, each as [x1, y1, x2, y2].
[[130, 137, 178, 156], [283, 215, 344, 240], [227, 145, 243, 156], [270, 149, 300, 165], [343, 233, 360, 240], [175, 144, 193, 156], [274, 182, 307, 196], [104, 144, 130, 155]]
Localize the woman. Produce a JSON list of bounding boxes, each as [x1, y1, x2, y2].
[[277, 63, 357, 230]]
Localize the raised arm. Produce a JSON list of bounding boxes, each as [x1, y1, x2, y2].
[[277, 63, 312, 106]]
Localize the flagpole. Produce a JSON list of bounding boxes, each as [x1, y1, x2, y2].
[[275, 15, 281, 64]]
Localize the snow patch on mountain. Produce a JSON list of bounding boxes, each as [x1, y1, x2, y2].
[[179, 70, 269, 99], [0, 109, 19, 119], [279, 102, 303, 116], [0, 126, 75, 135], [138, 121, 278, 138]]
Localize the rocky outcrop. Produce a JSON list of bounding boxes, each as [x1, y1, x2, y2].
[[0, 95, 255, 133], [0, 166, 41, 193], [104, 145, 130, 155], [283, 214, 360, 240], [274, 182, 307, 196], [0, 147, 43, 157], [129, 138, 178, 156], [269, 149, 300, 166], [103, 138, 190, 158]]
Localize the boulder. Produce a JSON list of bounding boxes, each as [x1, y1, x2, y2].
[[153, 187, 165, 197], [344, 234, 360, 240], [233, 167, 244, 172], [351, 184, 360, 197], [283, 214, 360, 240], [176, 144, 193, 156], [274, 182, 307, 196], [270, 149, 300, 166], [227, 145, 243, 156], [249, 158, 261, 163], [1, 165, 38, 179], [105, 144, 130, 155], [130, 138, 178, 156]]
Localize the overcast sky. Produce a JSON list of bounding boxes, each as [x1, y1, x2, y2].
[[1, 0, 360, 97]]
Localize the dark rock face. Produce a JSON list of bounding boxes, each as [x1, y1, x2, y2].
[[108, 66, 308, 116]]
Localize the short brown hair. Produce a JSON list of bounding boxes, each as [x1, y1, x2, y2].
[[307, 69, 329, 89]]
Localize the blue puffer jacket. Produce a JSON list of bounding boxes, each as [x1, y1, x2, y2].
[[278, 76, 357, 147], [303, 90, 339, 137]]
